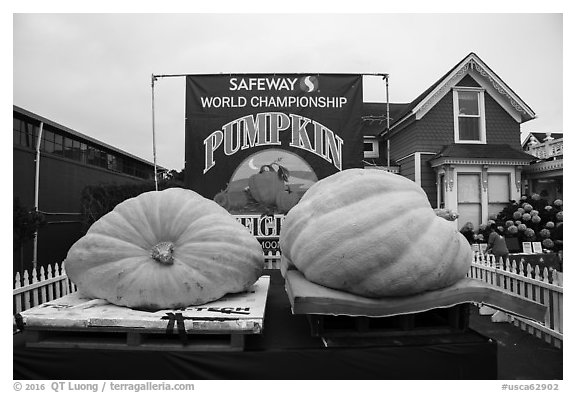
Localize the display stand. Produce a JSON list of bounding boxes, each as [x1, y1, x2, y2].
[[283, 269, 547, 347]]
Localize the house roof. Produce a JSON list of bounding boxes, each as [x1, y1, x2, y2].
[[432, 143, 537, 161], [14, 105, 165, 170], [521, 132, 563, 148], [384, 52, 537, 135]]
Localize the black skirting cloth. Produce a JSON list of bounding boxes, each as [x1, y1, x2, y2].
[[13, 270, 497, 380]]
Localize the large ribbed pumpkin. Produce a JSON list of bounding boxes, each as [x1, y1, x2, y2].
[[279, 169, 472, 297], [65, 188, 264, 310]]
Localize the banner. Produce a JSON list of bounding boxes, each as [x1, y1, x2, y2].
[[185, 74, 363, 214]]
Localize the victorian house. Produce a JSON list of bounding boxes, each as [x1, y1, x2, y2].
[[362, 53, 540, 228]]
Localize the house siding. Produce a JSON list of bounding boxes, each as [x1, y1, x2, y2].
[[390, 83, 523, 158], [412, 93, 455, 152], [484, 93, 522, 147], [389, 122, 419, 163], [456, 74, 481, 88], [421, 156, 437, 204], [398, 155, 415, 182]]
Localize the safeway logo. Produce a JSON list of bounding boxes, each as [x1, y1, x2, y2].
[[299, 76, 319, 93]]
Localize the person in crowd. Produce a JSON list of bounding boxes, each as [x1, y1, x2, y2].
[[486, 224, 509, 268], [459, 222, 475, 244]]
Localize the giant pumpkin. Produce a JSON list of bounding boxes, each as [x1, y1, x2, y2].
[[279, 169, 472, 297], [65, 188, 264, 310]]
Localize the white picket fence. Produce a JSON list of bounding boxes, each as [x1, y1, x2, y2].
[[468, 253, 563, 348], [13, 250, 282, 314], [13, 262, 77, 314], [13, 252, 563, 349], [264, 249, 282, 269]]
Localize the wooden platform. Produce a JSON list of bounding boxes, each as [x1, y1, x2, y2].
[[284, 269, 548, 347], [284, 270, 547, 321], [17, 276, 270, 352]]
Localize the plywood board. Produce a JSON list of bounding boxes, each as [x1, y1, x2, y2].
[[19, 276, 270, 334], [285, 270, 546, 323]]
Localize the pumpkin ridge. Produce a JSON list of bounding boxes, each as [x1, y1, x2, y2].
[[395, 219, 467, 295], [175, 241, 262, 270], [74, 255, 151, 301], [124, 260, 186, 308], [388, 218, 464, 294], [131, 189, 199, 244], [92, 210, 153, 249], [157, 189, 208, 239], [174, 241, 260, 266], [300, 205, 434, 285], [174, 211, 241, 246], [283, 191, 430, 264], [172, 254, 258, 294], [303, 180, 423, 213], [174, 222, 257, 249], [82, 232, 149, 254], [112, 192, 163, 247], [353, 209, 441, 295], [65, 233, 149, 275], [117, 192, 153, 240], [301, 170, 419, 204]]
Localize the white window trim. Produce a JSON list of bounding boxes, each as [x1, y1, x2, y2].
[[453, 87, 486, 144], [363, 138, 379, 158]]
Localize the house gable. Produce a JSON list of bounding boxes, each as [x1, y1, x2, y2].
[[389, 53, 536, 134]]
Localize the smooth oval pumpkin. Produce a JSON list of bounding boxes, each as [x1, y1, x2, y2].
[[65, 188, 264, 310], [279, 169, 472, 297]]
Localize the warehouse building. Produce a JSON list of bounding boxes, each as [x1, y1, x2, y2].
[[13, 105, 163, 273]]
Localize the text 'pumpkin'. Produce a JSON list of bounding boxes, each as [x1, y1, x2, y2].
[[64, 188, 264, 310], [279, 169, 472, 297]]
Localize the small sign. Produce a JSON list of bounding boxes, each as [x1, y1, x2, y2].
[[532, 242, 543, 254], [522, 242, 533, 254], [471, 244, 480, 253]]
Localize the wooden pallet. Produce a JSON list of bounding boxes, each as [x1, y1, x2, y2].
[[283, 269, 548, 347], [284, 269, 547, 321], [307, 303, 470, 338], [22, 325, 248, 351], [17, 276, 270, 352]]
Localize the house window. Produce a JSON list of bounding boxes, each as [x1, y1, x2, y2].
[[438, 173, 445, 208], [453, 88, 486, 143], [488, 173, 510, 218], [457, 173, 482, 228], [363, 139, 379, 158]]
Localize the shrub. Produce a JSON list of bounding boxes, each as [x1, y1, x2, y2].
[[542, 238, 554, 249]]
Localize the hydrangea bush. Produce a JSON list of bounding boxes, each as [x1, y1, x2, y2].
[[472, 194, 563, 252]]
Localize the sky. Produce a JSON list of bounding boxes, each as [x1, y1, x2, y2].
[[12, 11, 564, 172]]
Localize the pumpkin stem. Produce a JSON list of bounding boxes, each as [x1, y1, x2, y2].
[[150, 241, 174, 265]]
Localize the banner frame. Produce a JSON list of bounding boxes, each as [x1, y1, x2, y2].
[[150, 72, 390, 190]]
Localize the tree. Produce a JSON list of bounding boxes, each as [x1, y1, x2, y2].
[[167, 168, 185, 183], [13, 197, 46, 273]]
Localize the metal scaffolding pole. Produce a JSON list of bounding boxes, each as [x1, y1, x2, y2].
[[33, 121, 44, 269], [151, 74, 158, 191], [386, 75, 391, 171]]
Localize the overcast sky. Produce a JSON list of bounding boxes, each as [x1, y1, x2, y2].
[[13, 12, 563, 171]]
